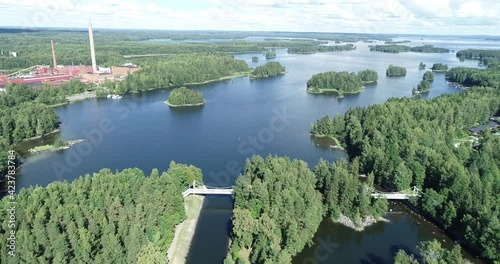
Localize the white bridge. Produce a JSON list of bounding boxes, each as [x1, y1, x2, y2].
[[182, 181, 421, 200]]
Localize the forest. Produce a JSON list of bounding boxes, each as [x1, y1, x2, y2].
[[287, 44, 355, 54], [166, 87, 205, 107], [431, 63, 449, 72], [369, 45, 449, 53], [456, 49, 500, 66], [0, 162, 201, 263], [225, 155, 389, 264], [394, 239, 469, 264], [306, 71, 364, 95], [113, 54, 250, 94], [358, 69, 378, 83], [386, 65, 407, 76], [251, 62, 286, 78], [446, 67, 500, 88], [310, 87, 500, 261]]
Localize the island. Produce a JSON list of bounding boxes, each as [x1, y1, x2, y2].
[[456, 49, 500, 66], [369, 44, 449, 53], [419, 62, 426, 69], [358, 69, 378, 83], [412, 80, 431, 94], [250, 62, 286, 78], [431, 63, 449, 72], [386, 65, 407, 76], [287, 44, 356, 54], [306, 71, 364, 97], [29, 139, 85, 154], [423, 70, 435, 81], [251, 56, 259, 62], [265, 51, 276, 59], [165, 87, 205, 107]]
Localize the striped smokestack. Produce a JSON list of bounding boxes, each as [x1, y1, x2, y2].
[[88, 19, 97, 73]]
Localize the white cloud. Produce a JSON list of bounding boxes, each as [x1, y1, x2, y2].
[[0, 0, 498, 35]]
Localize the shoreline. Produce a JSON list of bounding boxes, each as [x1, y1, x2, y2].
[[28, 139, 85, 154], [250, 71, 287, 79], [165, 100, 205, 107], [183, 72, 251, 86], [311, 134, 344, 150], [168, 195, 204, 264], [13, 129, 61, 145], [307, 86, 364, 95]]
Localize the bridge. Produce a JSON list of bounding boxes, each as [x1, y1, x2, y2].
[[182, 181, 421, 200]]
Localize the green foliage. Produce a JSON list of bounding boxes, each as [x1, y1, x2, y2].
[[386, 65, 407, 76], [419, 62, 426, 69], [311, 87, 500, 261], [0, 165, 193, 262], [307, 71, 363, 93], [358, 69, 378, 83], [287, 44, 355, 54], [251, 56, 259, 62], [416, 80, 431, 92], [251, 62, 286, 78], [423, 71, 435, 81], [394, 250, 418, 264], [431, 63, 448, 72], [115, 54, 250, 94], [229, 155, 323, 263], [166, 160, 203, 188], [456, 49, 500, 66], [394, 240, 468, 264], [167, 87, 204, 106], [446, 67, 500, 88], [265, 51, 276, 59], [370, 45, 448, 53]]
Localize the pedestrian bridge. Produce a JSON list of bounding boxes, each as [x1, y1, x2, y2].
[[182, 181, 421, 200]]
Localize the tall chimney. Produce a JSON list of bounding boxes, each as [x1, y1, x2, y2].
[[88, 19, 98, 73], [51, 40, 57, 69]]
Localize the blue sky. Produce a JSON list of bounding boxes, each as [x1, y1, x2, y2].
[[1, 0, 499, 35]]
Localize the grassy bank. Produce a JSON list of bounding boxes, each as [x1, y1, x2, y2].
[[168, 195, 204, 264]]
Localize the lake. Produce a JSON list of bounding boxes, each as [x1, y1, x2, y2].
[[7, 38, 487, 263]]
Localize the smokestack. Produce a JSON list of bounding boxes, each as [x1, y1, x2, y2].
[[51, 40, 57, 69], [88, 19, 98, 73]]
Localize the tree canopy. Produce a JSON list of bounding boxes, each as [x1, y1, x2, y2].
[[287, 44, 355, 54], [446, 67, 500, 88], [251, 62, 286, 78], [431, 63, 449, 72], [394, 239, 469, 264], [370, 45, 449, 53], [386, 65, 407, 76], [166, 87, 205, 107], [358, 69, 378, 83], [423, 71, 435, 81], [307, 71, 364, 95], [265, 51, 276, 59]]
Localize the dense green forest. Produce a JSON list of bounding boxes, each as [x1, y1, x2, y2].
[[431, 63, 448, 72], [394, 240, 469, 264], [0, 163, 200, 263], [306, 71, 364, 96], [358, 69, 378, 83], [310, 88, 500, 261], [166, 87, 205, 107], [423, 71, 435, 81], [114, 54, 250, 94], [386, 65, 407, 76], [456, 49, 500, 66], [287, 44, 355, 54], [251, 62, 286, 78], [369, 45, 449, 53], [446, 67, 500, 87], [265, 51, 276, 59], [225, 155, 390, 264]]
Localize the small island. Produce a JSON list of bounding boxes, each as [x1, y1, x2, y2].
[[419, 62, 426, 69], [423, 70, 435, 81], [370, 44, 449, 53], [265, 51, 276, 59], [386, 65, 407, 76], [412, 80, 431, 94], [287, 44, 356, 54], [251, 56, 259, 62], [307, 71, 364, 97], [432, 63, 449, 72], [165, 87, 205, 107], [358, 69, 378, 83], [29, 139, 84, 154], [250, 62, 286, 78]]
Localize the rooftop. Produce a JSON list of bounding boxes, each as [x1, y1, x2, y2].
[[469, 121, 500, 134]]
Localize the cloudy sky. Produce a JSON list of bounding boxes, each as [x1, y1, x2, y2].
[[1, 0, 499, 35]]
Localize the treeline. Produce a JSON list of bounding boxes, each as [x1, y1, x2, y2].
[[287, 44, 355, 54], [251, 62, 286, 78], [370, 45, 449, 53], [114, 54, 250, 94], [456, 49, 500, 66], [446, 67, 500, 88], [306, 71, 364, 95], [386, 65, 407, 76], [0, 163, 202, 263], [431, 63, 448, 72], [225, 155, 388, 264], [394, 239, 469, 264], [166, 87, 204, 107], [311, 88, 500, 261]]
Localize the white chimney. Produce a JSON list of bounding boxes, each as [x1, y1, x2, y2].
[[88, 19, 97, 73]]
